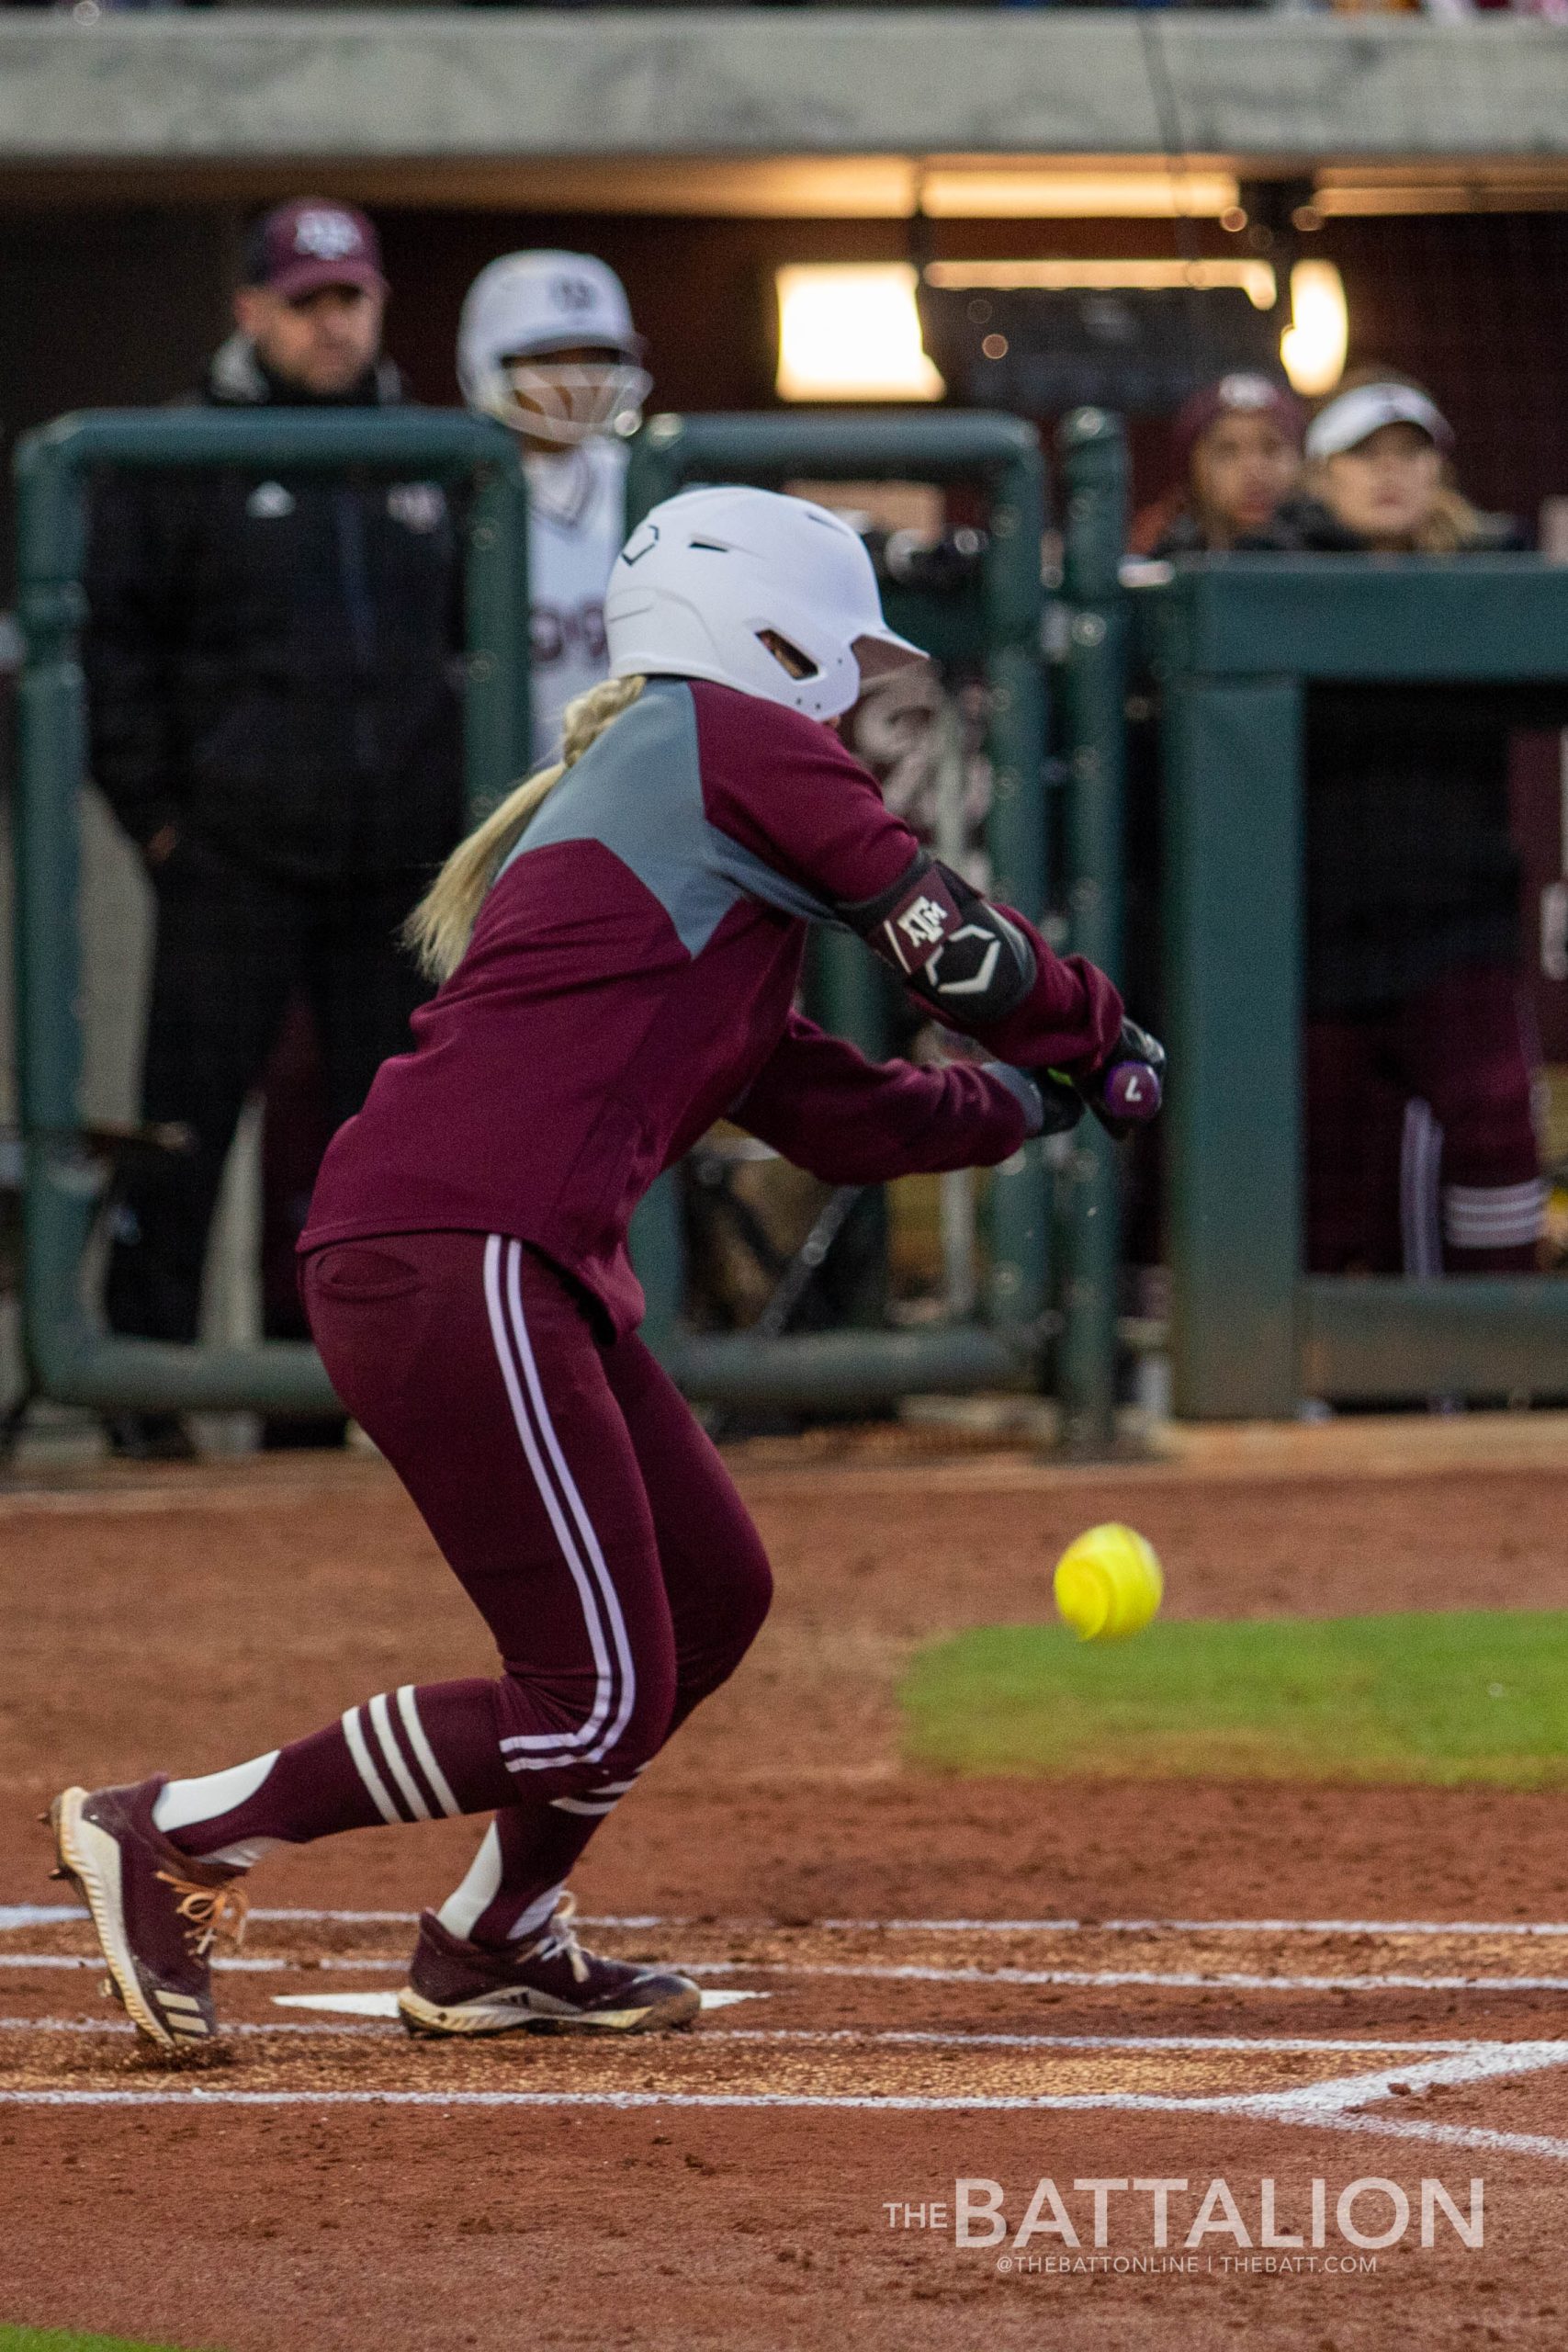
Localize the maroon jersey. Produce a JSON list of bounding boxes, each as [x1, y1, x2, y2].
[[302, 679, 1121, 1332]]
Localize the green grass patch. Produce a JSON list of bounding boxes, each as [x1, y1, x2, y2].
[[0, 2334, 200, 2352], [900, 1609, 1568, 1787]]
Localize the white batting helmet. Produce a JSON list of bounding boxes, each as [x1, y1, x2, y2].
[[604, 486, 927, 724], [457, 251, 650, 447]]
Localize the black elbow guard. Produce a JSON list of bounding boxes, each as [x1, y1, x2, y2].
[[840, 854, 1037, 1024]]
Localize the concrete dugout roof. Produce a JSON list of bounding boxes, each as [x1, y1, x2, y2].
[[2, 9, 1568, 194]]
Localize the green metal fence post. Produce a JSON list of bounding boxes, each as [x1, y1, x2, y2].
[[980, 433, 1051, 1336], [1055, 408, 1130, 1452], [1162, 671, 1303, 1419], [11, 407, 528, 1417], [463, 455, 531, 820], [12, 438, 97, 1385]]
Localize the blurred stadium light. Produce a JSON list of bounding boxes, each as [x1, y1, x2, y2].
[[774, 266, 945, 403], [1280, 260, 1350, 400]]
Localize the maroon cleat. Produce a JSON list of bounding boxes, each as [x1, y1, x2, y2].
[[49, 1780, 248, 2053], [398, 1895, 701, 2037]]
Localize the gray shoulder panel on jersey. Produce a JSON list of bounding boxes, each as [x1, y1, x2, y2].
[[497, 677, 834, 954]]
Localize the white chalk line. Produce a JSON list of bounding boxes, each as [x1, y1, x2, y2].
[[0, 2086, 1565, 2163], [14, 1904, 1568, 1939], [8, 1899, 1568, 2154], [0, 2013, 1546, 2058], [1093, 1918, 1568, 1940], [10, 1950, 1568, 1995], [4, 2009, 1565, 2154], [1291, 2111, 1568, 2164], [686, 1962, 1568, 1995], [670, 2030, 1559, 2056]]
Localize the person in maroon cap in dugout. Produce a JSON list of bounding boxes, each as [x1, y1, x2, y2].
[[85, 199, 465, 1459], [1130, 371, 1359, 558]]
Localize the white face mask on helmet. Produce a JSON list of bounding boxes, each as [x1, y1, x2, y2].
[[457, 250, 651, 448], [604, 486, 929, 724]]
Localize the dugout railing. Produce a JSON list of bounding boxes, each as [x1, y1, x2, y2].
[[1054, 408, 1134, 1452], [1125, 520, 1568, 1418], [622, 410, 1067, 1414], [10, 407, 529, 1420]]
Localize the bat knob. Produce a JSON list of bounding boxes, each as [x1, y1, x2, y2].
[[1101, 1057, 1163, 1125]]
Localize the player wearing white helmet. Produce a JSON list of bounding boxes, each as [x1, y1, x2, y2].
[[51, 486, 1164, 2055], [457, 250, 652, 765]]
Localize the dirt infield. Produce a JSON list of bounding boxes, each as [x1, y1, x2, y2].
[[5, 1424, 1568, 2348]]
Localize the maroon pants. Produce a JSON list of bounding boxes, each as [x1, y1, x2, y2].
[[164, 1232, 772, 1942], [1306, 964, 1541, 1277]]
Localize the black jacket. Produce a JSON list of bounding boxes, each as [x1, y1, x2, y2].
[[1148, 494, 1366, 560], [84, 336, 464, 887]]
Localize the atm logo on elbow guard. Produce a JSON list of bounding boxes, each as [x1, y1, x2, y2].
[[881, 868, 965, 975], [881, 868, 1010, 1003], [897, 895, 952, 954]]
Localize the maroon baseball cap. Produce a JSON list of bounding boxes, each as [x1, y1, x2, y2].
[[1172, 373, 1303, 472], [243, 199, 387, 300]]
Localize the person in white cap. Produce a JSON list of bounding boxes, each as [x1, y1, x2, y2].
[[457, 251, 652, 764], [1298, 371, 1543, 1285], [1303, 370, 1515, 555]]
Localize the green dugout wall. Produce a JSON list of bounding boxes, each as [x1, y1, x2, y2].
[[11, 408, 528, 1418], [1149, 554, 1568, 1419]]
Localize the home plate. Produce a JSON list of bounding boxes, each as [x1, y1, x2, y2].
[[273, 1988, 769, 2019]]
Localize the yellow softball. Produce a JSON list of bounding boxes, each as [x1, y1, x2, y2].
[[1053, 1522, 1163, 1642]]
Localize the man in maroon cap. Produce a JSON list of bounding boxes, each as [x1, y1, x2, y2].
[[84, 198, 464, 1458], [226, 198, 389, 404]]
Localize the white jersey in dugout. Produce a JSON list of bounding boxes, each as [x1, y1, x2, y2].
[[525, 438, 628, 765]]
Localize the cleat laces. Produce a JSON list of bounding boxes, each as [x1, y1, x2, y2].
[[528, 1892, 591, 1984], [157, 1872, 250, 1960]]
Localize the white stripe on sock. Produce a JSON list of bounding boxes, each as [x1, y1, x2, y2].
[[1446, 1179, 1545, 1212], [1444, 1181, 1545, 1249], [436, 1824, 502, 1942], [549, 1795, 621, 1816], [341, 1707, 402, 1826], [202, 1838, 284, 1871], [152, 1751, 280, 1836], [396, 1685, 461, 1819], [368, 1692, 431, 1823], [502, 1240, 637, 1768], [508, 1880, 568, 1943], [481, 1236, 621, 1766]]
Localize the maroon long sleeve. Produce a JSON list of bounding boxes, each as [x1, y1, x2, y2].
[[304, 679, 1115, 1333], [732, 1013, 1029, 1185]]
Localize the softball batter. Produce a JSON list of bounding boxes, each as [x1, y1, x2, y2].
[[51, 486, 1162, 2049]]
